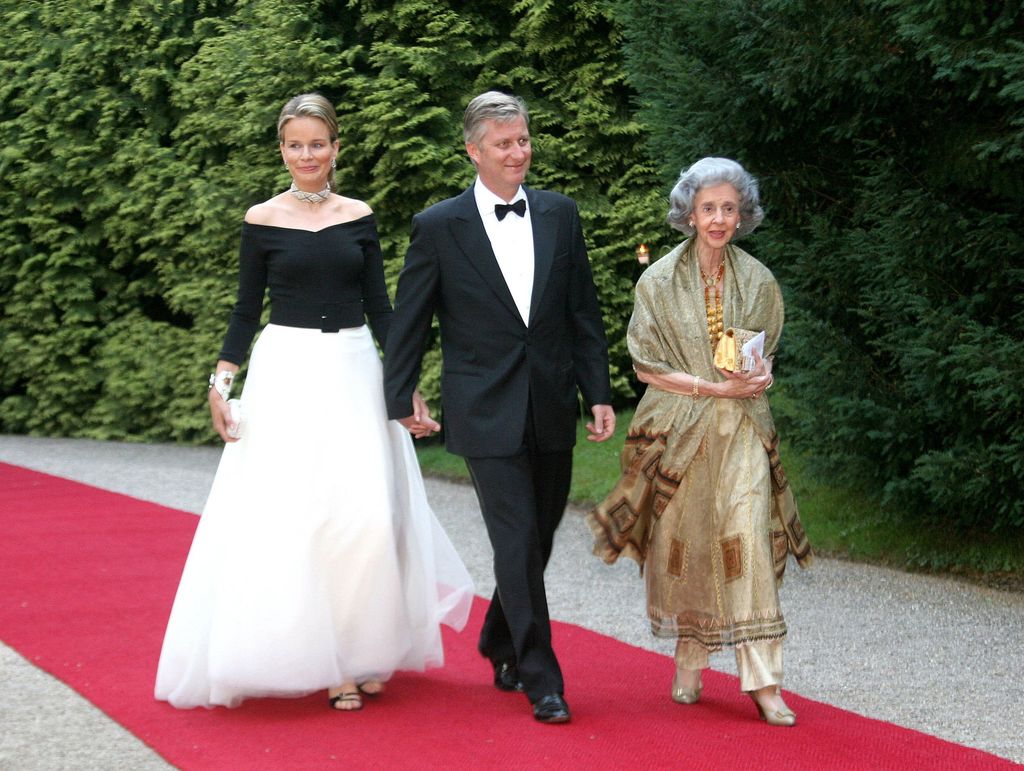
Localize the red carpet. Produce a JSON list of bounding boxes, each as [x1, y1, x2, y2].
[[0, 461, 1015, 770]]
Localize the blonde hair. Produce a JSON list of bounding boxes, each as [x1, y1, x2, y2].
[[277, 93, 339, 185]]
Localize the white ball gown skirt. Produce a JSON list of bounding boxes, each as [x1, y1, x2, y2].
[[155, 324, 474, 708]]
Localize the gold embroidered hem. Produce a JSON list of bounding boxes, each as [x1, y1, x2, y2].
[[651, 608, 788, 648]]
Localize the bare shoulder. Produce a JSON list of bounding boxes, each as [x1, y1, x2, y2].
[[244, 194, 291, 225], [332, 195, 373, 221]]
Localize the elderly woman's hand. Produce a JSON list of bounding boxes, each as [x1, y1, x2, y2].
[[634, 354, 774, 400], [715, 351, 773, 400]]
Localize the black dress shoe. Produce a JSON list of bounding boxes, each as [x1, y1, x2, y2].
[[492, 660, 524, 692], [532, 694, 571, 724]]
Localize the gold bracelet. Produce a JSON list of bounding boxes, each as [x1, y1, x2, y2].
[[692, 376, 700, 398]]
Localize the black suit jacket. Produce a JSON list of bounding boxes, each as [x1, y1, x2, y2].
[[383, 185, 612, 458]]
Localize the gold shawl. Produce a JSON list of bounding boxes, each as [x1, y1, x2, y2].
[[589, 240, 812, 581]]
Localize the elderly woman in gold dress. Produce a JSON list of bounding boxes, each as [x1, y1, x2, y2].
[[589, 157, 811, 726]]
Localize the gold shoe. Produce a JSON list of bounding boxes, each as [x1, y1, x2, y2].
[[748, 691, 796, 726], [671, 670, 702, 704]]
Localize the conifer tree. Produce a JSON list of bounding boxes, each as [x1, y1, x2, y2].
[[613, 0, 1024, 532], [0, 0, 661, 441], [345, 0, 666, 401], [0, 0, 363, 439]]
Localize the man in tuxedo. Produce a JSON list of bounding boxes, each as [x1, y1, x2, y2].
[[383, 91, 615, 724]]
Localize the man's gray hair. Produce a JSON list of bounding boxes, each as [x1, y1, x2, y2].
[[463, 91, 530, 146], [667, 157, 765, 238]]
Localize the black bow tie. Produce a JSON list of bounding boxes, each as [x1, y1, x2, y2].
[[494, 199, 527, 221]]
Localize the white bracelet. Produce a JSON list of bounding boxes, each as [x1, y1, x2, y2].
[[208, 370, 234, 401]]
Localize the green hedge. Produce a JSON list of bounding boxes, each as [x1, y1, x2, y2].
[[8, 0, 1020, 538], [0, 0, 666, 443], [613, 0, 1024, 532]]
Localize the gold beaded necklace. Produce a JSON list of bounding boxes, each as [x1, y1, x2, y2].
[[701, 259, 725, 350]]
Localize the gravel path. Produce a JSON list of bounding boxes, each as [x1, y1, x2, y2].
[[1, 435, 1022, 768]]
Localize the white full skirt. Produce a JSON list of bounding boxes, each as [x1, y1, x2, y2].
[[154, 324, 474, 708]]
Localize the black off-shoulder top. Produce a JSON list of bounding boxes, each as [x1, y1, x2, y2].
[[218, 214, 393, 364]]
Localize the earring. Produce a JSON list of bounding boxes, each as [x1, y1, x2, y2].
[[688, 221, 694, 228], [331, 158, 337, 169], [283, 161, 288, 170], [736, 220, 741, 228]]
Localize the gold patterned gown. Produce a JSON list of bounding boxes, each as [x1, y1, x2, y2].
[[589, 240, 811, 685]]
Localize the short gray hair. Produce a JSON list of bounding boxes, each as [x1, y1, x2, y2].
[[667, 157, 764, 238], [463, 91, 530, 146]]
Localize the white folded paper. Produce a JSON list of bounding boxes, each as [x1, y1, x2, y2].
[[740, 330, 766, 372]]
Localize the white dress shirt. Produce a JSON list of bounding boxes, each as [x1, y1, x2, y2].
[[473, 178, 535, 325]]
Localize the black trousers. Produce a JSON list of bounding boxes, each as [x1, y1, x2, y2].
[[464, 417, 573, 702]]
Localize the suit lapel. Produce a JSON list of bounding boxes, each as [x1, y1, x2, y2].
[[449, 188, 522, 322], [526, 188, 555, 328]]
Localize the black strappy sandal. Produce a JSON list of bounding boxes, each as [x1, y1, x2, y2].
[[328, 690, 363, 711]]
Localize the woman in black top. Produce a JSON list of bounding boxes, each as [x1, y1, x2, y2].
[[155, 94, 473, 712]]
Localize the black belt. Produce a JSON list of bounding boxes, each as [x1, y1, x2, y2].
[[270, 300, 364, 333]]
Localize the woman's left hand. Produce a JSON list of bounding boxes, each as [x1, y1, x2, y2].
[[399, 388, 440, 439]]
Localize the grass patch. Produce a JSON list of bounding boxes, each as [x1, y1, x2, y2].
[[413, 441, 469, 482], [784, 448, 1024, 589], [414, 407, 1024, 588], [412, 415, 622, 503]]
